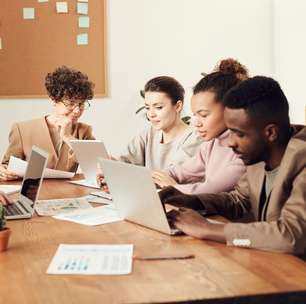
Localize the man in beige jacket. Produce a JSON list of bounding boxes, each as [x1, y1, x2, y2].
[[160, 76, 306, 254]]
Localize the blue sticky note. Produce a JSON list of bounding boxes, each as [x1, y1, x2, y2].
[[79, 16, 90, 28], [77, 2, 88, 14], [56, 2, 68, 13], [77, 33, 88, 45], [23, 8, 35, 20]]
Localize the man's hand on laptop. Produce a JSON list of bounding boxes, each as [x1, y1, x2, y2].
[[167, 207, 225, 241], [159, 186, 203, 209], [0, 165, 19, 181], [0, 191, 12, 205], [96, 173, 110, 193]]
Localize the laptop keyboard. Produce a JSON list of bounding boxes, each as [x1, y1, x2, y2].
[[4, 202, 28, 216]]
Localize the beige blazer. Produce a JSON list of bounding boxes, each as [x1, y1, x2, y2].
[[2, 117, 95, 172], [198, 125, 306, 254]]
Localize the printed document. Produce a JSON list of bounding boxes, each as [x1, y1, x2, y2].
[[35, 197, 92, 216], [53, 205, 122, 225], [47, 244, 133, 275], [8, 156, 74, 179]]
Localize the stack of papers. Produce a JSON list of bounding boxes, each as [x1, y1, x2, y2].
[[47, 244, 133, 275], [8, 156, 74, 179], [53, 205, 123, 226]]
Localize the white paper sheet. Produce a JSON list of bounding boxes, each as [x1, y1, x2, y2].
[[0, 185, 21, 195], [47, 244, 133, 275], [8, 156, 75, 179], [53, 205, 122, 226], [35, 197, 92, 216]]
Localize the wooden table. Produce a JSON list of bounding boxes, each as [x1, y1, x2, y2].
[[1, 179, 306, 304]]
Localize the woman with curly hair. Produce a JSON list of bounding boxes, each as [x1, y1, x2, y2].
[[0, 66, 95, 180], [97, 75, 203, 191], [152, 58, 248, 194]]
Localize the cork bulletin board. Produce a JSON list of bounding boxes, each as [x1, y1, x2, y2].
[[0, 0, 107, 98]]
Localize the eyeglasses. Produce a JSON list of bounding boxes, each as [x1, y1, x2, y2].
[[61, 100, 91, 111]]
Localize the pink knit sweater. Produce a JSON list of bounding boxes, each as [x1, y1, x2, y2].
[[167, 130, 246, 194]]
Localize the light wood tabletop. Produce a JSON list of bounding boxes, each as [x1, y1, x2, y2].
[[1, 179, 306, 304]]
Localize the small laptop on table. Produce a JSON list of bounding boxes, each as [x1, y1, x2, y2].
[[4, 146, 48, 220], [69, 139, 109, 188], [98, 159, 179, 235]]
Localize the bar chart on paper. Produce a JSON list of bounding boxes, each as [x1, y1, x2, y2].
[[47, 244, 133, 275]]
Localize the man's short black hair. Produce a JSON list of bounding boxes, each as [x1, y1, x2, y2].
[[224, 76, 290, 128]]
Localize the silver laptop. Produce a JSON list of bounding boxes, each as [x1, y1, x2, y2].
[[4, 146, 48, 220], [69, 139, 109, 188], [98, 159, 179, 235]]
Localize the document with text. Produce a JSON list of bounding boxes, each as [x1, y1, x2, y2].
[[35, 197, 93, 216], [8, 156, 75, 179], [47, 244, 133, 275], [53, 205, 122, 225]]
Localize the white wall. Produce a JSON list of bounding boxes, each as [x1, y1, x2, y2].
[[274, 0, 306, 124], [0, 0, 274, 158]]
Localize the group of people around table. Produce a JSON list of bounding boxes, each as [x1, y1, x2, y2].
[[0, 58, 305, 255]]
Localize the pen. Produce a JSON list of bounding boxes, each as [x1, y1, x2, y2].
[[90, 192, 112, 201], [134, 254, 195, 261]]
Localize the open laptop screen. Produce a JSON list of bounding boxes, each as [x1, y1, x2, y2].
[[20, 147, 48, 206]]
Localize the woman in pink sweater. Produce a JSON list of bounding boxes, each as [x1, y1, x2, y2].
[[152, 58, 248, 194]]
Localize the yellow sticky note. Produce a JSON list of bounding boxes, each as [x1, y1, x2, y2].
[[23, 8, 35, 19], [56, 2, 68, 13]]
